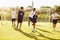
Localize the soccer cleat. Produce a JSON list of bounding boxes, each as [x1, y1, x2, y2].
[[53, 29, 55, 31], [32, 28, 35, 32]]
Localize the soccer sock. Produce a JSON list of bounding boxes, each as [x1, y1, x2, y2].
[[32, 28, 35, 32]]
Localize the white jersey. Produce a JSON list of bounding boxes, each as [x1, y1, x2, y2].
[[51, 12, 58, 19], [28, 10, 35, 18], [11, 11, 16, 19]]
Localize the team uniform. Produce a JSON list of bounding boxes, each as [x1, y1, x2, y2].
[[51, 12, 58, 24], [11, 11, 16, 22], [28, 10, 37, 23], [18, 11, 24, 23], [28, 10, 38, 32], [33, 15, 38, 23]]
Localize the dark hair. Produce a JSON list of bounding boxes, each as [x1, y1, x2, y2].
[[33, 8, 36, 11], [21, 7, 24, 9]]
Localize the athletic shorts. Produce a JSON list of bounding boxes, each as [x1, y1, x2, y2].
[[28, 17, 37, 23], [53, 19, 58, 24], [12, 18, 16, 22], [18, 17, 23, 23], [33, 15, 38, 23]]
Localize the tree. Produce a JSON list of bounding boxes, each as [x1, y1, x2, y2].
[[56, 6, 60, 15]]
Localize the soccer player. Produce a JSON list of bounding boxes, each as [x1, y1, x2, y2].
[[11, 9, 16, 27], [16, 7, 24, 29], [28, 8, 36, 27], [32, 13, 38, 32], [28, 8, 38, 32], [50, 9, 59, 31]]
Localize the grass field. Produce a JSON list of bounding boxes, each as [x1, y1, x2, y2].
[[0, 21, 60, 40]]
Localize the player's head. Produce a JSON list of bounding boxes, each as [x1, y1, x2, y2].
[[52, 9, 56, 14], [20, 7, 24, 10], [33, 8, 36, 12]]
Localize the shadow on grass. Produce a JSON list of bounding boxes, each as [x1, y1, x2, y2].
[[35, 30, 59, 40], [12, 26, 60, 40], [12, 26, 40, 40], [36, 28, 53, 34], [56, 30, 60, 33], [12, 26, 19, 31]]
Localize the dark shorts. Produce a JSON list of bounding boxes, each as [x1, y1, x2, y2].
[[28, 17, 37, 23], [53, 19, 58, 24], [12, 18, 16, 22], [18, 17, 23, 23]]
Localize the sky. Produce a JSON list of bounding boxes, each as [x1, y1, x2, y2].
[[0, 0, 60, 8]]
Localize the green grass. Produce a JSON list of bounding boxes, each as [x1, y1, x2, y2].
[[0, 21, 60, 40]]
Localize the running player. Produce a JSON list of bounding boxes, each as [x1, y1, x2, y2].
[[50, 9, 59, 31], [28, 8, 38, 32], [32, 13, 38, 32], [11, 9, 16, 27], [16, 7, 24, 29], [28, 8, 36, 27]]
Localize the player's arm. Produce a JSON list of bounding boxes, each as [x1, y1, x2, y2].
[[36, 10, 43, 14], [24, 9, 32, 12], [55, 14, 59, 18], [36, 10, 40, 14]]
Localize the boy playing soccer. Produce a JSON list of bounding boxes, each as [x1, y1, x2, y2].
[[28, 8, 38, 32], [28, 8, 36, 27], [11, 9, 16, 27], [50, 9, 59, 31], [16, 7, 24, 29], [32, 13, 38, 32]]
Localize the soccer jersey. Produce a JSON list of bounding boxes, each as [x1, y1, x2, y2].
[[11, 11, 16, 19], [33, 15, 38, 20], [51, 12, 58, 19], [18, 10, 24, 19], [28, 10, 35, 18]]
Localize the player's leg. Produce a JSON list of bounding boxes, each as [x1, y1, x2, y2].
[[12, 19, 13, 26], [14, 21, 15, 26], [19, 23, 22, 29], [53, 23, 56, 31], [32, 18, 36, 32], [14, 19, 16, 26], [52, 19, 58, 31], [28, 17, 30, 27], [19, 18, 23, 29], [32, 22, 36, 32], [16, 20, 19, 28]]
